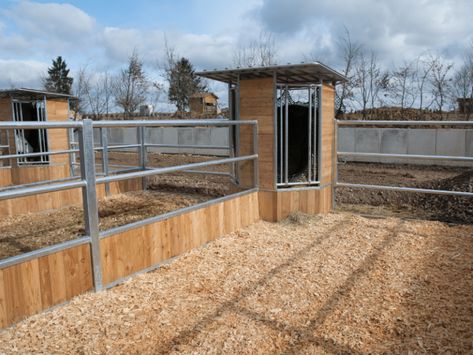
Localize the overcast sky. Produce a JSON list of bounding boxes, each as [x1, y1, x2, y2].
[[1, 0, 472, 109]]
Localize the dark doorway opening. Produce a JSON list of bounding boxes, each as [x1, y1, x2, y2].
[[13, 100, 49, 164]]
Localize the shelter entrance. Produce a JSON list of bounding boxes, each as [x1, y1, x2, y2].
[[276, 84, 321, 188], [12, 99, 49, 165]]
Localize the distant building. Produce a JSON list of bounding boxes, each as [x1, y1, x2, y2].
[[457, 98, 473, 114], [189, 92, 219, 115], [139, 104, 154, 116]]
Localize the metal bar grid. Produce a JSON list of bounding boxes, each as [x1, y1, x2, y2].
[[334, 120, 473, 201], [275, 83, 322, 188], [0, 118, 259, 294]]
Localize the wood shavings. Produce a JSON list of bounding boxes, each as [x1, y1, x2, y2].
[[0, 212, 472, 354]]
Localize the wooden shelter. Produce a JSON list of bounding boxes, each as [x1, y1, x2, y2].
[[189, 92, 219, 114], [0, 88, 74, 187], [197, 62, 346, 221]]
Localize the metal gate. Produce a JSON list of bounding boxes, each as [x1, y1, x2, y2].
[[276, 84, 322, 188]]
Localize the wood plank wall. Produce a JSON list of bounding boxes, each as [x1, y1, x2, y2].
[[0, 244, 93, 328], [45, 99, 70, 165], [258, 187, 332, 222], [0, 191, 259, 328], [321, 83, 335, 184], [0, 168, 12, 187], [239, 77, 275, 190], [101, 191, 259, 284]]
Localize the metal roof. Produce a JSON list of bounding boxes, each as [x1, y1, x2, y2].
[[0, 88, 76, 99], [196, 62, 347, 84]]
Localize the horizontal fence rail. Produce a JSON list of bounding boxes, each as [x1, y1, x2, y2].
[[338, 152, 473, 162], [337, 120, 473, 127], [0, 118, 259, 294], [335, 120, 473, 201]]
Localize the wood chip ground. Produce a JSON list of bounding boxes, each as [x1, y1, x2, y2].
[[0, 212, 472, 354]]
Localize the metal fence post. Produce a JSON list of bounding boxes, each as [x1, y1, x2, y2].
[[332, 120, 338, 209], [252, 123, 259, 188], [317, 81, 323, 182], [100, 127, 110, 196], [78, 119, 103, 291], [138, 126, 147, 190]]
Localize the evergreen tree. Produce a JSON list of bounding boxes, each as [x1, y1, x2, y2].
[[43, 56, 74, 94], [168, 57, 206, 111]]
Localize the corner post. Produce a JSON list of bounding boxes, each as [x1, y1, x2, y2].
[[79, 119, 103, 291]]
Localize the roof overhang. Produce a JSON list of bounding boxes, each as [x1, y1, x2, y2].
[[0, 88, 77, 100], [196, 62, 347, 85]]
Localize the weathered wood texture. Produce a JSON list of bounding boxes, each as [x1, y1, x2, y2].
[[9, 164, 69, 186], [321, 83, 335, 184], [0, 191, 259, 329], [45, 100, 70, 165], [258, 187, 332, 222], [0, 168, 12, 187], [0, 244, 93, 328], [239, 77, 275, 190], [0, 178, 143, 217], [101, 191, 259, 284]]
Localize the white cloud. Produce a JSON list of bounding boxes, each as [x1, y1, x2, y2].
[[0, 59, 47, 88], [1, 0, 473, 109], [0, 1, 96, 56], [5, 1, 95, 40], [257, 0, 473, 67]]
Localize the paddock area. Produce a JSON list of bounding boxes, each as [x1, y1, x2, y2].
[[1, 212, 471, 354]]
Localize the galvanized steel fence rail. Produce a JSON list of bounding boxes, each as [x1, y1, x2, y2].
[[334, 120, 473, 207], [0, 119, 259, 291]]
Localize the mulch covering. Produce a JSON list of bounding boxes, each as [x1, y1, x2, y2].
[[1, 212, 472, 354], [0, 190, 211, 259]]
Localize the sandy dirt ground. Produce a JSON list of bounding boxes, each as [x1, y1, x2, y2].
[[0, 190, 211, 259], [336, 162, 473, 223], [1, 212, 472, 354]]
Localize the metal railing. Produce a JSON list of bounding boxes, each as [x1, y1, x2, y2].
[[275, 83, 322, 188], [334, 120, 473, 205], [0, 119, 259, 291]]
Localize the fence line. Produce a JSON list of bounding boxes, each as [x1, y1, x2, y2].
[[335, 120, 473, 205], [0, 118, 259, 293]]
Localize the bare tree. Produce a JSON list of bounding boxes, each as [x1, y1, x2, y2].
[[74, 67, 114, 119], [414, 54, 434, 112], [389, 61, 416, 112], [368, 52, 389, 111], [114, 51, 149, 117], [233, 31, 277, 67], [335, 27, 361, 117], [353, 50, 388, 118], [428, 54, 453, 118]]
